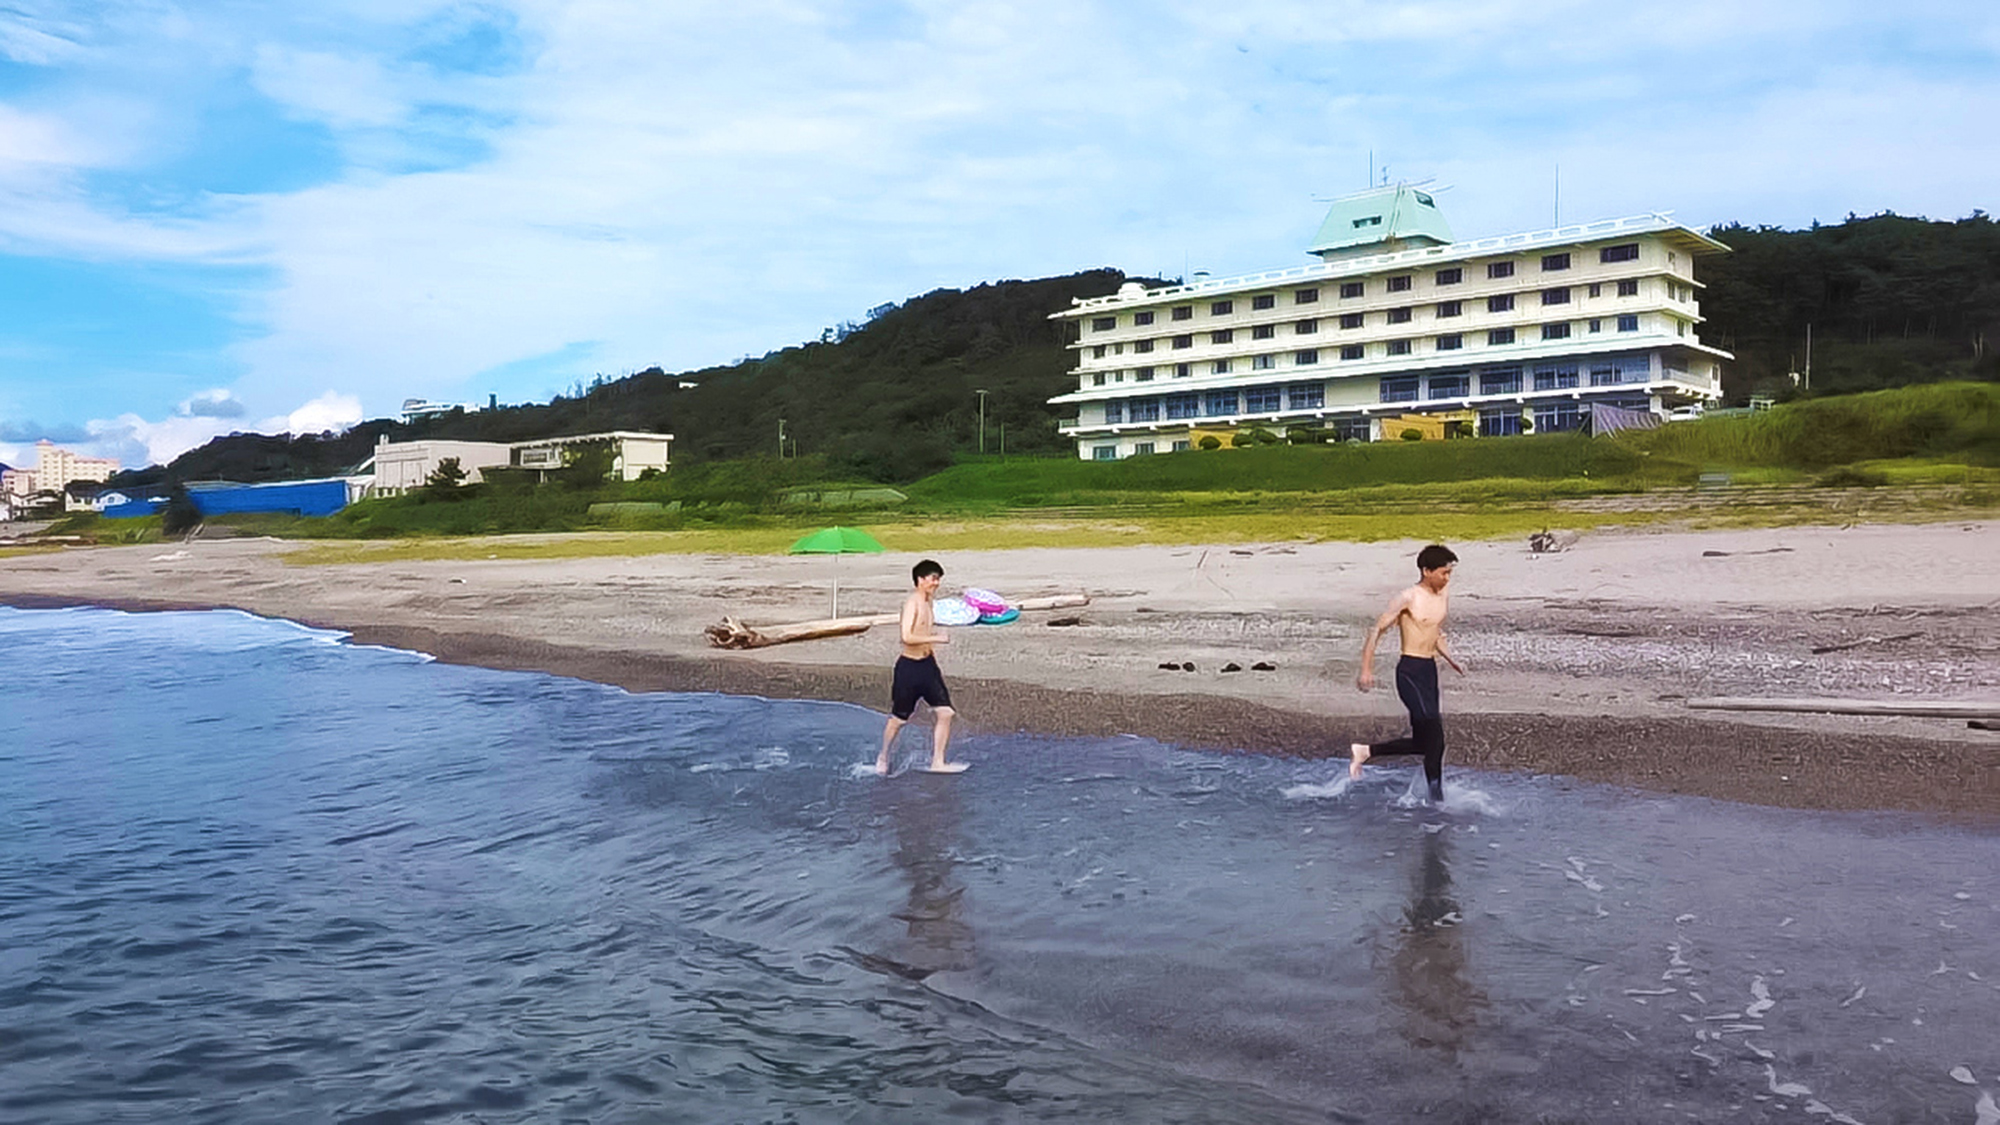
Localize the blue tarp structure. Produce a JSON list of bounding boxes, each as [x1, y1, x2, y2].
[[187, 479, 351, 518], [100, 478, 353, 520]]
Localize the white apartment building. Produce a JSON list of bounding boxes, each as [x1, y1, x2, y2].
[[1, 439, 119, 499], [1048, 185, 1730, 459]]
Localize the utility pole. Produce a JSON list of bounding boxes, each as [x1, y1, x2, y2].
[[976, 389, 989, 454], [1804, 323, 1813, 391], [777, 418, 786, 459]]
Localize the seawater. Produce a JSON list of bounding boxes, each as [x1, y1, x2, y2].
[[1, 606, 1995, 1124]]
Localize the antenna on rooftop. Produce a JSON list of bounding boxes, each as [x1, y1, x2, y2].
[[1554, 162, 1561, 227]]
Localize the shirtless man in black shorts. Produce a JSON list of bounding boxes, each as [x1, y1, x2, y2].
[[877, 559, 965, 775], [1351, 543, 1465, 801]]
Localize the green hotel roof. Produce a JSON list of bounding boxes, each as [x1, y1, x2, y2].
[[1307, 184, 1454, 258]]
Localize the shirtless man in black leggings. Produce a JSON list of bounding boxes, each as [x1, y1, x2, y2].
[[1351, 544, 1465, 801]]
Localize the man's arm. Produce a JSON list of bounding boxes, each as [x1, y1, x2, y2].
[[1435, 631, 1465, 675], [1356, 591, 1410, 691]]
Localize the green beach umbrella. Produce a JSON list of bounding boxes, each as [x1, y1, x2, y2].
[[788, 526, 885, 618]]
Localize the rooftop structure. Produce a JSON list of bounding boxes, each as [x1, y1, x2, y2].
[[1, 439, 119, 501], [1048, 193, 1731, 459]]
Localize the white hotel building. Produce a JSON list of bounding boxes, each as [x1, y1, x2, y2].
[[1048, 185, 1731, 459]]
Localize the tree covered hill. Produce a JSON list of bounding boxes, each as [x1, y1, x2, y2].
[[126, 211, 1998, 487], [1701, 210, 2000, 396]]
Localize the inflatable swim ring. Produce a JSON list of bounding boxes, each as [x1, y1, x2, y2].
[[932, 597, 980, 626], [977, 607, 1020, 625], [962, 588, 1008, 615]]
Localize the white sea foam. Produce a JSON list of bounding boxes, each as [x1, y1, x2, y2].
[[1281, 775, 1354, 801]]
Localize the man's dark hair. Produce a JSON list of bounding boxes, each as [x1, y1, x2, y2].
[[912, 559, 944, 583], [1416, 543, 1458, 572]]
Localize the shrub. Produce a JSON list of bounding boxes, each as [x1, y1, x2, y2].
[[1400, 428, 1424, 442], [1197, 435, 1222, 450]]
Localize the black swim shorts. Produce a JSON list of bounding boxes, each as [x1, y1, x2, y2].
[[890, 655, 952, 719]]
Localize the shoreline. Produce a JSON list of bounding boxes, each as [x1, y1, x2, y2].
[[7, 584, 1998, 822]]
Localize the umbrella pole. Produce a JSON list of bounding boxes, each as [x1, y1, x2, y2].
[[831, 554, 839, 618]]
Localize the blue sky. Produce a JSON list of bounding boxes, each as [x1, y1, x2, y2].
[[2, 0, 1996, 469]]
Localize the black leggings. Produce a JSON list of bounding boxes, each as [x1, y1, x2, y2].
[[1369, 655, 1445, 801]]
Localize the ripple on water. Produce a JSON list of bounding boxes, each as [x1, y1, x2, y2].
[[0, 606, 1995, 1123]]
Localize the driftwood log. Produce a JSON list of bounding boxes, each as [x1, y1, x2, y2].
[[705, 594, 1091, 650], [1687, 697, 2000, 720]]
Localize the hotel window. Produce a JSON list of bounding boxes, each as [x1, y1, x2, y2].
[[1488, 294, 1514, 313], [1134, 442, 1156, 455], [1617, 314, 1639, 332], [1134, 310, 1155, 326], [1436, 333, 1464, 351], [1252, 294, 1276, 311], [1172, 305, 1193, 320], [1172, 439, 1191, 452], [1175, 363, 1193, 377], [1340, 312, 1365, 329], [1588, 319, 1602, 334], [1479, 409, 1523, 437], [1387, 274, 1413, 292], [1165, 393, 1200, 420], [1295, 287, 1320, 304], [1213, 359, 1231, 375], [1488, 261, 1515, 279], [1542, 322, 1572, 340], [1134, 339, 1154, 353], [1092, 372, 1106, 386], [1173, 335, 1193, 349], [1295, 348, 1320, 365], [1617, 279, 1639, 297], [1253, 354, 1277, 370], [1587, 282, 1601, 298], [1093, 445, 1117, 460], [1243, 385, 1281, 412], [1428, 373, 1470, 399], [1091, 316, 1116, 331], [1487, 328, 1516, 346], [1480, 366, 1522, 394], [1677, 320, 1687, 336], [1533, 364, 1579, 390], [1288, 381, 1325, 410], [1381, 377, 1421, 403], [1211, 329, 1234, 344], [1333, 417, 1372, 442], [1092, 345, 1106, 358], [1339, 281, 1365, 299], [1437, 300, 1463, 318], [1542, 253, 1571, 271], [1211, 300, 1233, 316], [1534, 402, 1581, 433], [1130, 398, 1161, 422], [1435, 267, 1463, 285], [1104, 400, 1124, 424], [1296, 318, 1319, 334], [1542, 287, 1570, 306], [1340, 344, 1365, 361], [1600, 243, 1640, 263], [1387, 306, 1412, 324], [1205, 390, 1239, 416], [1136, 366, 1155, 381], [1386, 339, 1412, 356], [1253, 324, 1275, 340]]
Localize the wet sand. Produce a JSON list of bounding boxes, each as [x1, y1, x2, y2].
[[3, 520, 1996, 818]]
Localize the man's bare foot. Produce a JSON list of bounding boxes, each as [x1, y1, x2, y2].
[[926, 761, 970, 774], [875, 757, 890, 776], [1349, 742, 1370, 780]]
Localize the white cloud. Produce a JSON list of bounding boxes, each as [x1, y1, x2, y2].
[[2, 0, 1998, 432], [75, 390, 365, 469]]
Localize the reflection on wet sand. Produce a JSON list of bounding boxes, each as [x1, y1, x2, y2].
[[878, 774, 976, 977], [1385, 827, 1488, 1057]]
